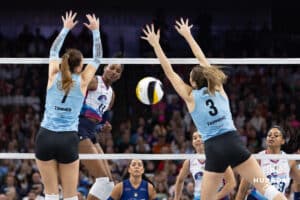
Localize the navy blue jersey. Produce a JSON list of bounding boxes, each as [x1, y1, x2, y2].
[[120, 179, 149, 200]]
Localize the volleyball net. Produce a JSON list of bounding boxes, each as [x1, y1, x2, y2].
[[0, 57, 299, 161], [0, 58, 300, 65]]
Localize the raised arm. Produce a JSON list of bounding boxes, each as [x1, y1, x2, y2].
[[87, 76, 98, 90], [81, 14, 102, 88], [141, 24, 193, 107], [176, 18, 228, 95], [175, 18, 211, 67], [216, 167, 236, 199], [174, 160, 190, 200], [48, 11, 78, 84]]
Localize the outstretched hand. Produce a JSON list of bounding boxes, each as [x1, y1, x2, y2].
[[84, 13, 100, 31], [141, 24, 160, 47], [175, 18, 193, 38], [62, 10, 78, 30]]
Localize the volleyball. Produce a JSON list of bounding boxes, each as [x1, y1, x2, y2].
[[136, 77, 164, 105]]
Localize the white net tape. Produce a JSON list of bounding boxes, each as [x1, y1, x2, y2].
[[0, 58, 300, 65], [1, 153, 300, 160]]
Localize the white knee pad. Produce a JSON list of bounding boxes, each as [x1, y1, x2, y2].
[[106, 182, 115, 196], [89, 177, 114, 200], [45, 194, 59, 200], [95, 177, 109, 182], [264, 185, 280, 200], [64, 196, 78, 200]]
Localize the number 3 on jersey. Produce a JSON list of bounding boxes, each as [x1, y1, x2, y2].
[[206, 99, 218, 116]]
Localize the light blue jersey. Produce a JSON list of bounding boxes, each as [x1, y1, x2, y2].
[[41, 72, 84, 132], [190, 87, 236, 141]]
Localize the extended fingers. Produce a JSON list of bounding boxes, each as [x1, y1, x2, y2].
[[180, 17, 184, 24], [146, 24, 151, 33], [175, 20, 182, 27], [66, 10, 72, 19], [185, 18, 189, 25], [65, 11, 69, 19], [86, 14, 92, 22], [64, 10, 77, 22], [62, 16, 65, 23], [71, 12, 77, 21], [83, 23, 89, 28], [142, 28, 149, 36]]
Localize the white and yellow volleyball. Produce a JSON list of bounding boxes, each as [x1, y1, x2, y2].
[[136, 77, 164, 105]]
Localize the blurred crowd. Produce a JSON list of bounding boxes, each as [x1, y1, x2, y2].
[[0, 22, 299, 200]]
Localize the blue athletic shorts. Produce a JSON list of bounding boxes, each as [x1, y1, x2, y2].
[[78, 116, 98, 143]]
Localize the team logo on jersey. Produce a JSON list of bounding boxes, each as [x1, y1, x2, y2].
[[267, 172, 278, 179], [194, 171, 203, 180], [97, 95, 108, 113], [98, 95, 107, 102]]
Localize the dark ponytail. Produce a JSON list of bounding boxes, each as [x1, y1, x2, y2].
[[277, 124, 300, 153]]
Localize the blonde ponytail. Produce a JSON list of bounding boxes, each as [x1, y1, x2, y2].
[[202, 66, 227, 95], [60, 53, 74, 93]]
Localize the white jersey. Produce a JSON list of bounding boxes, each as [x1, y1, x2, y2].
[[259, 150, 290, 193], [80, 76, 113, 122], [189, 158, 205, 199]]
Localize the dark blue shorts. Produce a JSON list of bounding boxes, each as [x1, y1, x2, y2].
[[78, 116, 98, 143]]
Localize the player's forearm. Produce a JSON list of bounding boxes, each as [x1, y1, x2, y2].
[[153, 43, 174, 75], [89, 29, 102, 68], [174, 182, 184, 200], [50, 28, 69, 59], [184, 34, 210, 67]]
